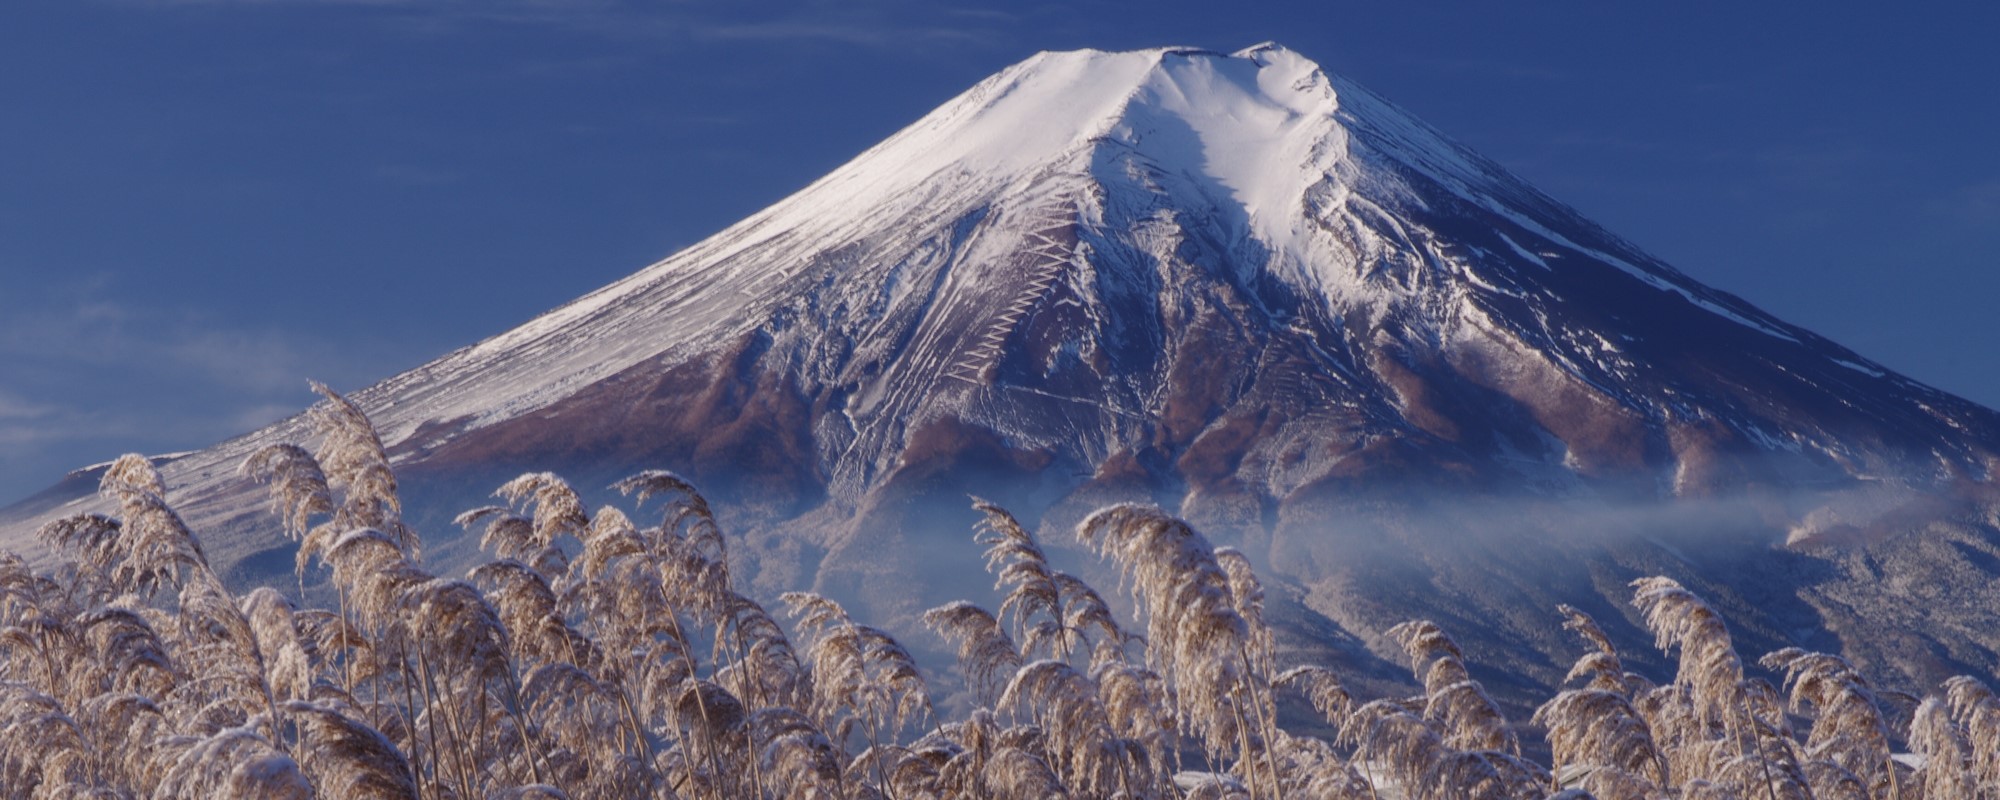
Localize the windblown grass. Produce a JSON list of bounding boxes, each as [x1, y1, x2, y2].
[[3, 387, 1996, 799]]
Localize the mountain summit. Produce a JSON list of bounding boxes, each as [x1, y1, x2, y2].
[[9, 45, 1999, 693]]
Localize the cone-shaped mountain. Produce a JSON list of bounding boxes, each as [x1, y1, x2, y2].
[[9, 44, 1999, 694]]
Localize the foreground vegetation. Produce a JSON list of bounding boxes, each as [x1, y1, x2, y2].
[[3, 384, 1998, 799]]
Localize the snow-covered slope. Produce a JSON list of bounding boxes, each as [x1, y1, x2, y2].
[[8, 44, 2000, 694], [387, 44, 1992, 486]]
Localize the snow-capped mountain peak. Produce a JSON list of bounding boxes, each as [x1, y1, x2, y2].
[[8, 44, 1999, 695], [26, 41, 1994, 526]]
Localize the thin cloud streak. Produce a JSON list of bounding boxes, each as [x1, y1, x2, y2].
[[1, 300, 311, 396], [695, 21, 987, 47], [0, 284, 396, 502], [116, 0, 1019, 52]]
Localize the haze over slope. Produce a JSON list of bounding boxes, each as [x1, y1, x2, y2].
[[8, 44, 1999, 696]]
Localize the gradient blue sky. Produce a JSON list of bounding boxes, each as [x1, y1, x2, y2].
[[4, 1, 1998, 504]]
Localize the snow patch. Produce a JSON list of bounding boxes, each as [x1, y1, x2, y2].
[[1495, 232, 1550, 270], [1832, 357, 1886, 378]]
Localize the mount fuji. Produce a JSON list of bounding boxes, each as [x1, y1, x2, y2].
[[9, 44, 1999, 696]]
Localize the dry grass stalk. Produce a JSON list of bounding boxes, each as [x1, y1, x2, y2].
[[782, 592, 933, 752], [1385, 620, 1517, 756], [1558, 604, 1640, 697], [1941, 675, 2000, 795], [1906, 695, 1976, 799], [1074, 506, 1264, 771], [1534, 688, 1667, 794], [749, 707, 844, 798], [1540, 603, 1669, 797], [1214, 547, 1274, 679], [240, 443, 332, 541], [614, 470, 728, 576], [458, 471, 589, 577], [305, 382, 419, 560], [1275, 664, 1353, 728], [1093, 658, 1176, 794], [972, 499, 1059, 647], [922, 601, 1020, 706], [285, 699, 419, 799], [969, 498, 1127, 667], [1759, 647, 1899, 799], [1629, 578, 1746, 737], [153, 720, 314, 799], [978, 746, 1069, 799], [997, 659, 1138, 796], [1267, 731, 1373, 799], [1338, 698, 1444, 797]]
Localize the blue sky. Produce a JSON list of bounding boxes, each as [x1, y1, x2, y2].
[[4, 1, 1998, 504]]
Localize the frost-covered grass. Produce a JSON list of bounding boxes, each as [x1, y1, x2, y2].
[[3, 385, 1997, 799]]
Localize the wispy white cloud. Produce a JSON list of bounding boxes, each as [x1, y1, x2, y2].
[[0, 282, 390, 501], [0, 391, 57, 422], [114, 0, 1019, 51], [694, 19, 986, 47], [0, 299, 316, 396]]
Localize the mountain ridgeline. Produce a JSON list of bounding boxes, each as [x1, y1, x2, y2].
[[6, 44, 1999, 697]]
